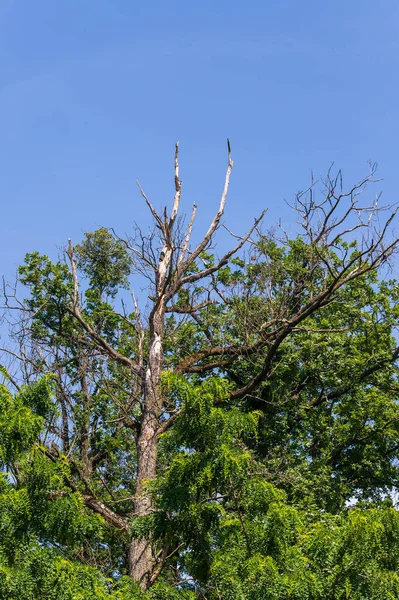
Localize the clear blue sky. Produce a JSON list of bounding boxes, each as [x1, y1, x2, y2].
[[0, 0, 398, 284]]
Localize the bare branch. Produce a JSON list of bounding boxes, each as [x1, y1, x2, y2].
[[136, 180, 165, 234], [178, 203, 197, 266], [169, 142, 182, 228], [67, 239, 79, 309], [175, 139, 234, 277], [168, 210, 266, 300], [65, 241, 143, 377], [165, 299, 216, 314], [82, 495, 129, 533]]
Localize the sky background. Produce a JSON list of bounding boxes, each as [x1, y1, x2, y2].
[[0, 0, 398, 294]]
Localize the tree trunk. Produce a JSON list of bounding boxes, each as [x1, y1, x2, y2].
[[128, 410, 159, 586], [129, 303, 165, 587]]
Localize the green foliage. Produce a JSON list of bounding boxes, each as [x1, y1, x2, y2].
[[0, 378, 54, 467], [75, 228, 133, 297], [18, 253, 73, 341], [3, 214, 399, 598]]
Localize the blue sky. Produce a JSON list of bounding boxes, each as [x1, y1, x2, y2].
[[0, 0, 398, 286]]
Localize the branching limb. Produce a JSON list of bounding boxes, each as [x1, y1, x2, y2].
[[167, 210, 266, 300], [171, 139, 234, 282], [66, 241, 143, 377]]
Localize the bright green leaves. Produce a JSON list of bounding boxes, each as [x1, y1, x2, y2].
[[19, 252, 73, 341], [304, 509, 399, 599], [149, 376, 263, 583], [0, 381, 50, 467], [19, 253, 72, 301], [0, 547, 118, 600], [18, 376, 56, 419], [229, 270, 399, 512], [19, 232, 135, 349], [0, 487, 32, 556], [208, 482, 319, 600], [209, 504, 399, 599], [161, 373, 259, 460], [6, 209, 399, 599], [23, 449, 105, 548], [75, 228, 133, 298]]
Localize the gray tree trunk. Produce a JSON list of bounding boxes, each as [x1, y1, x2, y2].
[[129, 287, 166, 586]]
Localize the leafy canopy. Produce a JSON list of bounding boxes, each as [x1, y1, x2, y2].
[[2, 158, 399, 598]]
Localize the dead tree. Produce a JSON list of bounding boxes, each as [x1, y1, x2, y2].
[[61, 141, 263, 585], [2, 145, 399, 588]]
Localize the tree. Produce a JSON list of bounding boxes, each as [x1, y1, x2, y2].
[[2, 143, 399, 598]]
